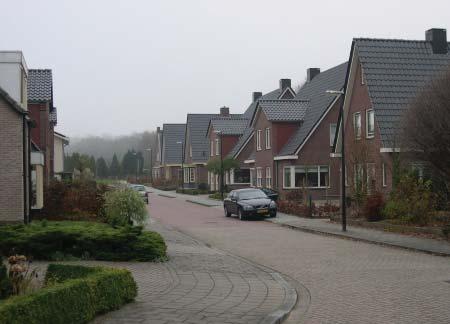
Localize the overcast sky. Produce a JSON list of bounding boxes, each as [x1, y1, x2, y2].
[[2, 0, 449, 137]]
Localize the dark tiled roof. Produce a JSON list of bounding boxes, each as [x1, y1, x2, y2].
[[162, 124, 185, 164], [210, 116, 247, 135], [28, 69, 53, 102], [186, 114, 218, 163], [355, 38, 450, 147], [258, 99, 309, 122], [279, 62, 348, 156], [242, 88, 286, 122]]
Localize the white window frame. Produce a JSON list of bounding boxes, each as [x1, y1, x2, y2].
[[184, 168, 189, 183], [330, 123, 337, 147], [256, 167, 262, 187], [282, 165, 330, 189], [360, 63, 365, 85], [210, 141, 214, 157], [354, 112, 361, 140], [265, 167, 272, 188], [215, 138, 220, 156], [189, 168, 195, 183], [256, 130, 262, 151], [382, 163, 387, 187], [366, 109, 375, 139], [250, 168, 255, 187], [265, 128, 271, 149]]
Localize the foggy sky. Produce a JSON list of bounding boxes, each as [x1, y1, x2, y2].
[[2, 0, 449, 137]]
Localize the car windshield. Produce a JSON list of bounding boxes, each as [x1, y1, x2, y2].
[[238, 190, 267, 200], [133, 185, 146, 191]]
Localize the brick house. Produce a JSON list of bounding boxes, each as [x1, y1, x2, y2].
[[333, 28, 450, 197], [274, 63, 347, 203], [0, 51, 32, 223], [159, 123, 186, 184], [206, 108, 249, 191], [28, 69, 56, 185]]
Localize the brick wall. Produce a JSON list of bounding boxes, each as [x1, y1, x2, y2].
[[0, 96, 25, 223]]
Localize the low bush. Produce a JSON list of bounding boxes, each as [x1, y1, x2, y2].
[[176, 188, 209, 195], [0, 221, 167, 262], [208, 192, 224, 200], [104, 188, 148, 226], [0, 256, 12, 300], [0, 264, 137, 324], [363, 192, 385, 222], [383, 173, 436, 225], [152, 178, 178, 191], [35, 179, 109, 222]]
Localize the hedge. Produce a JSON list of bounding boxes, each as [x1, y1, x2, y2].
[[0, 264, 137, 324], [0, 221, 167, 261]]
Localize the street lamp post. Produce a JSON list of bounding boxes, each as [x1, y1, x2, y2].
[[326, 89, 346, 232], [176, 141, 184, 192], [145, 148, 153, 184], [215, 131, 224, 200]]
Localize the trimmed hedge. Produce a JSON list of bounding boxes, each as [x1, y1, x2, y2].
[[0, 264, 137, 324], [0, 221, 167, 261]]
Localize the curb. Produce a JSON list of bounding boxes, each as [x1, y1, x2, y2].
[[185, 199, 220, 207], [158, 193, 176, 199], [267, 220, 450, 257]]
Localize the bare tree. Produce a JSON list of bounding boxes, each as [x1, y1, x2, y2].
[[402, 68, 450, 186]]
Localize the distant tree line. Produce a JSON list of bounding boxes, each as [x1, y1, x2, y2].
[[65, 149, 148, 179]]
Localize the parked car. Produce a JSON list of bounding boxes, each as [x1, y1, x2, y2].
[[130, 184, 149, 204], [223, 188, 277, 220], [260, 188, 279, 201]]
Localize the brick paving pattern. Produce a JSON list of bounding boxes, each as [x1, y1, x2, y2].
[[92, 221, 295, 324], [147, 191, 450, 324]]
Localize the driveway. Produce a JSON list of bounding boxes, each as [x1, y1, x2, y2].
[[149, 192, 450, 324]]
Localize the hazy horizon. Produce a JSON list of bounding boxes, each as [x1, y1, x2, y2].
[[2, 0, 449, 137]]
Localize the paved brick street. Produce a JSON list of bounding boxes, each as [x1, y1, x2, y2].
[[148, 192, 450, 324]]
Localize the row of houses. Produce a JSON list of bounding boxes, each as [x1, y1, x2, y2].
[[155, 28, 450, 203], [0, 51, 69, 223]]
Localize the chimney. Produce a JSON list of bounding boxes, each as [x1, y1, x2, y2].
[[252, 91, 262, 102], [307, 68, 321, 82], [279, 79, 291, 91], [157, 126, 161, 133], [426, 28, 448, 54], [220, 106, 230, 117]]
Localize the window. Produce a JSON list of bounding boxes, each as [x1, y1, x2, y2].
[[250, 168, 256, 187], [183, 168, 195, 183], [382, 163, 387, 187], [354, 163, 364, 188], [360, 63, 365, 85], [366, 163, 376, 192], [284, 166, 329, 189], [256, 130, 262, 151], [210, 141, 214, 157], [233, 169, 250, 184], [265, 128, 271, 149], [265, 167, 272, 188], [330, 123, 337, 147], [366, 110, 375, 138], [256, 168, 262, 187], [354, 112, 361, 139], [284, 167, 291, 188], [215, 139, 220, 156]]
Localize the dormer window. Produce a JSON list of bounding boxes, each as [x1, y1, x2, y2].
[[366, 109, 375, 138], [354, 112, 361, 140]]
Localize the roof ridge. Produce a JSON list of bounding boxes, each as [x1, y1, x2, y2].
[[259, 99, 309, 102], [354, 37, 450, 44], [29, 69, 52, 72]]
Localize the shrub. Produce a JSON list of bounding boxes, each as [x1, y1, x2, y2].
[[104, 188, 148, 226], [363, 192, 385, 222], [152, 178, 178, 191], [208, 192, 224, 200], [35, 179, 109, 222], [0, 264, 137, 324], [0, 221, 167, 262], [0, 256, 12, 300], [383, 173, 436, 225], [176, 188, 209, 195]]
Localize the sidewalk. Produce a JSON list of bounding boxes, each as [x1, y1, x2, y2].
[[149, 187, 450, 257]]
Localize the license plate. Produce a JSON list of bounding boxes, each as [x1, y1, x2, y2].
[[257, 209, 268, 214]]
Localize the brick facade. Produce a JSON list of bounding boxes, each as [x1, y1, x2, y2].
[[0, 96, 28, 223]]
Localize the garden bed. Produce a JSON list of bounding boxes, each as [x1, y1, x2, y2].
[[0, 221, 167, 261], [0, 264, 137, 324]]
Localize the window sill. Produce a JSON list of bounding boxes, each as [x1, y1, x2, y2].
[[366, 135, 375, 139]]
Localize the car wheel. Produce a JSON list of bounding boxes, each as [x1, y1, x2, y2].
[[224, 206, 231, 217], [269, 211, 277, 218], [238, 208, 246, 221]]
